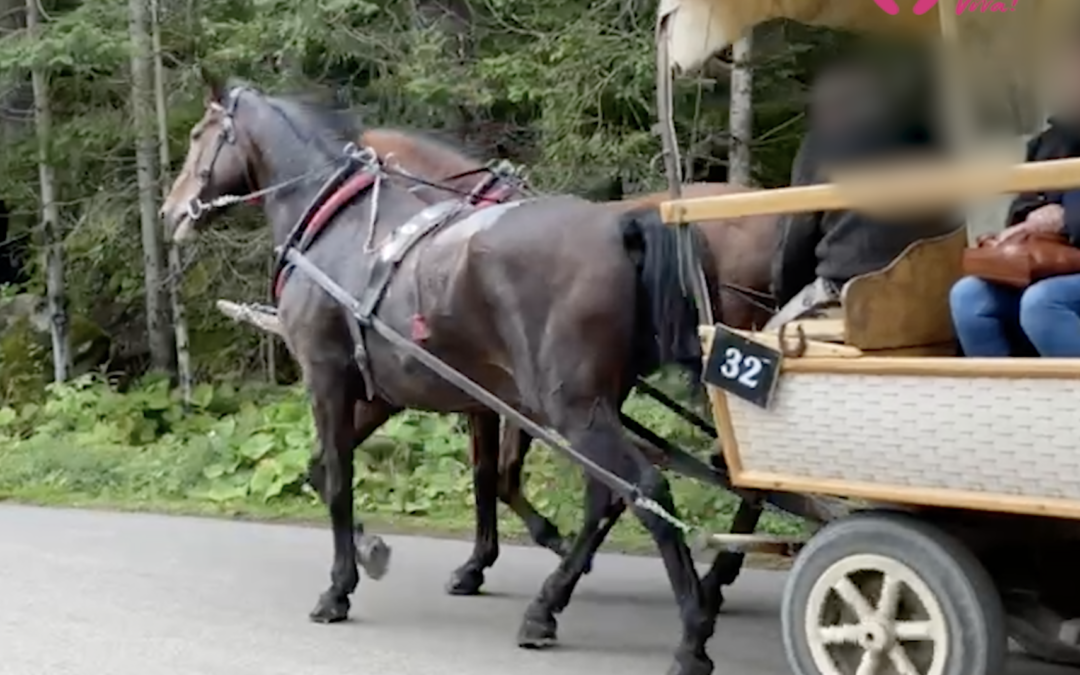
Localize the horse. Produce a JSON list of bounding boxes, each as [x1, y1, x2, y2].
[[359, 127, 779, 596], [161, 76, 736, 675]]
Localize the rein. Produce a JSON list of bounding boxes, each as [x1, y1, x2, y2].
[[384, 158, 534, 206]]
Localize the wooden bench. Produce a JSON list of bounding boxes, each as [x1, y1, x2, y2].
[[732, 227, 967, 358]]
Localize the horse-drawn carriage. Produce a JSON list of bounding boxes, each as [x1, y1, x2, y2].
[[170, 0, 1080, 674], [656, 0, 1080, 673]]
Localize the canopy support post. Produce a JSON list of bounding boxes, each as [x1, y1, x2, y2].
[[655, 10, 683, 199], [655, 6, 714, 328]]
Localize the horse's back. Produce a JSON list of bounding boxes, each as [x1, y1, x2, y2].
[[421, 193, 633, 320]]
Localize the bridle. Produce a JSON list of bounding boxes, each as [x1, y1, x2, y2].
[[182, 86, 354, 224]]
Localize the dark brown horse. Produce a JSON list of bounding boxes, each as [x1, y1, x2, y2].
[[360, 127, 779, 595], [162, 78, 736, 675]]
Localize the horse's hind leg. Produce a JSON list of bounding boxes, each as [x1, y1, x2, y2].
[[447, 411, 502, 596], [497, 423, 571, 558], [307, 385, 396, 623], [518, 477, 624, 648], [519, 410, 714, 675], [702, 498, 763, 613]]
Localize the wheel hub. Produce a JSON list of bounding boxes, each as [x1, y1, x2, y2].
[[804, 553, 949, 675], [858, 620, 892, 652]]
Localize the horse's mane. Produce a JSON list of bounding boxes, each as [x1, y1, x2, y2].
[[228, 77, 362, 148]]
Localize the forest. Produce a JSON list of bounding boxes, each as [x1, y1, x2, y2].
[[0, 0, 849, 543]]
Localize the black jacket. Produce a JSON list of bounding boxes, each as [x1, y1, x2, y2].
[[771, 131, 958, 307], [1006, 118, 1080, 244]]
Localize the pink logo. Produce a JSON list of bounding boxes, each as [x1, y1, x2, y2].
[[953, 0, 1017, 12], [872, 0, 1017, 14]]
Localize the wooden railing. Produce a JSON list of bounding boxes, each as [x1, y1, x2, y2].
[[659, 156, 1080, 223]]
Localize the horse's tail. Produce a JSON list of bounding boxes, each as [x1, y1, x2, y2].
[[619, 206, 709, 384]]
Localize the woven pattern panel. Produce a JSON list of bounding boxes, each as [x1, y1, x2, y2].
[[727, 373, 1080, 500]]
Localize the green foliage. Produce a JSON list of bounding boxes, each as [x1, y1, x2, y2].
[[0, 0, 850, 384], [0, 376, 804, 542], [0, 316, 48, 405]]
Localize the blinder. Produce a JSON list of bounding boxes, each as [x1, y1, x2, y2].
[[185, 86, 245, 221]]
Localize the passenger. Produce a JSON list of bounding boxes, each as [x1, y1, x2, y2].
[[767, 54, 958, 329], [949, 167, 1080, 355], [949, 46, 1080, 357]]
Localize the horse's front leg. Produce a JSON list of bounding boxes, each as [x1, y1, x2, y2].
[[307, 370, 395, 623], [447, 411, 501, 595]]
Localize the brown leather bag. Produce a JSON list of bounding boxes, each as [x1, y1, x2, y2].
[[962, 230, 1080, 288]]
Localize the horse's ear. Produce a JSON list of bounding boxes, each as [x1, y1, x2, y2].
[[198, 64, 226, 104]]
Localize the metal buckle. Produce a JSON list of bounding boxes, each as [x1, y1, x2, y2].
[[222, 117, 236, 144], [345, 143, 378, 168], [186, 198, 205, 221]]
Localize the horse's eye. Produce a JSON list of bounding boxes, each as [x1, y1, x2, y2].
[[198, 168, 210, 180]]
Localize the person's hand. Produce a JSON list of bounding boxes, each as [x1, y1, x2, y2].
[[1026, 203, 1065, 231], [995, 204, 1064, 244]]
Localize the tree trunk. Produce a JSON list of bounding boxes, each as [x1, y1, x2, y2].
[[151, 0, 191, 400], [26, 0, 68, 381], [0, 0, 29, 148], [728, 34, 753, 186], [129, 0, 174, 373]]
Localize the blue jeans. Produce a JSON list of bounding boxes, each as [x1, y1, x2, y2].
[[949, 274, 1080, 356]]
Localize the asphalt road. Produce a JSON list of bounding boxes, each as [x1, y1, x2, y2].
[[0, 504, 1073, 675]]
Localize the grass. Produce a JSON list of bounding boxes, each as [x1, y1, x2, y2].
[[0, 373, 806, 566]]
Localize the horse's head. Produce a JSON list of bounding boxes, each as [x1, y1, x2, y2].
[[162, 70, 260, 243]]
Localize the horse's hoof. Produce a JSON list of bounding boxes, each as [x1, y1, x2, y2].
[[666, 652, 714, 675], [581, 554, 594, 576], [445, 567, 485, 596], [309, 592, 350, 624], [356, 533, 391, 581], [517, 610, 558, 649]]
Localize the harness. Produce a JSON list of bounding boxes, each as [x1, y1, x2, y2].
[[187, 88, 528, 400], [185, 88, 714, 538]]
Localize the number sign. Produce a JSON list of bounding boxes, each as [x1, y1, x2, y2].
[[703, 325, 782, 409]]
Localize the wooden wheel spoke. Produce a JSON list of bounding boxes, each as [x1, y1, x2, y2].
[[818, 624, 864, 644], [894, 620, 937, 641], [888, 645, 922, 675], [834, 575, 875, 621], [855, 650, 881, 675]]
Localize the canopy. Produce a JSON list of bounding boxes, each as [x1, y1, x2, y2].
[[658, 0, 1073, 76], [657, 0, 1079, 135]]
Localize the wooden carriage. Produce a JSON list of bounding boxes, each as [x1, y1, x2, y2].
[[656, 1, 1080, 673]]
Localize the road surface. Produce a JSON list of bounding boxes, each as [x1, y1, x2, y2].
[[0, 504, 1071, 675]]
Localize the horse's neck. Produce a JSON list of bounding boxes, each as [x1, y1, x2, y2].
[[250, 113, 346, 246]]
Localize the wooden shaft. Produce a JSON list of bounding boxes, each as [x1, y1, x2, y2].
[[660, 156, 1080, 223]]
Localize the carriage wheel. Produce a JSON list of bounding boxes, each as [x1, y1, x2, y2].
[[781, 511, 1006, 675]]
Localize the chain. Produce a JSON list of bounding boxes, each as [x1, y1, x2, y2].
[[634, 495, 694, 534]]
